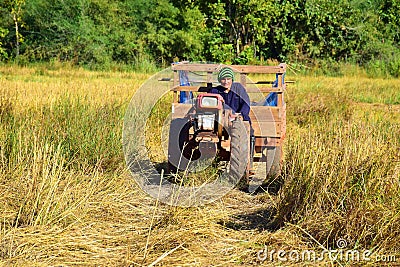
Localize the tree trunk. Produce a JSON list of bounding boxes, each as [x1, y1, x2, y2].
[[13, 13, 19, 58]]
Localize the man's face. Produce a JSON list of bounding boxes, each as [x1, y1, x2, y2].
[[220, 77, 232, 89]]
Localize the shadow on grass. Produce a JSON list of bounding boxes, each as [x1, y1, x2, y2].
[[218, 208, 280, 232], [153, 161, 285, 231], [219, 175, 286, 232], [253, 175, 284, 196]]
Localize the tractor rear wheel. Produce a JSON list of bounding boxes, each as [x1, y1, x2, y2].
[[229, 119, 249, 189]]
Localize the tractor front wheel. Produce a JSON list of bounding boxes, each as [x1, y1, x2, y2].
[[229, 119, 249, 190], [167, 118, 191, 174]]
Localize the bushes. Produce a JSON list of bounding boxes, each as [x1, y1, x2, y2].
[[0, 0, 399, 74], [366, 52, 400, 78]]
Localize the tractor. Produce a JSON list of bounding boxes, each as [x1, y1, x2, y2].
[[167, 62, 287, 192]]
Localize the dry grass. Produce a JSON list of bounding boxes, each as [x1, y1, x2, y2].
[[0, 64, 399, 266]]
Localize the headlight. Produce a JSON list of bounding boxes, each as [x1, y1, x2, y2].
[[198, 114, 215, 130], [197, 93, 223, 109], [201, 96, 218, 107]]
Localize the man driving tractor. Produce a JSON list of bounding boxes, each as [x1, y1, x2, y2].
[[210, 67, 256, 174], [209, 67, 251, 123]]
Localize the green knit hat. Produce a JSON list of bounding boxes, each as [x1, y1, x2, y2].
[[218, 67, 235, 82]]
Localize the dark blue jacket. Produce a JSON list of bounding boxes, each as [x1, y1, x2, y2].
[[209, 82, 251, 122]]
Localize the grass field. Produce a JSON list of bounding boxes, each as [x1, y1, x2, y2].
[[0, 63, 399, 266]]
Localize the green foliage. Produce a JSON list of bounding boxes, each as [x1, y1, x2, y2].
[[0, 28, 8, 59], [21, 0, 120, 65], [198, 0, 279, 64], [378, 0, 400, 43], [0, 0, 399, 73], [365, 50, 400, 78], [142, 0, 207, 64]]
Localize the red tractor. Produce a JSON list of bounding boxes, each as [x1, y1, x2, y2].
[[167, 62, 287, 191]]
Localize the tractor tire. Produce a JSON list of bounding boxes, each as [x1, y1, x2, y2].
[[167, 118, 191, 173], [229, 119, 249, 188], [251, 145, 283, 194]]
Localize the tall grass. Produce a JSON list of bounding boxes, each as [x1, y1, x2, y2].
[[275, 118, 399, 245], [0, 65, 148, 227], [0, 64, 399, 266], [271, 73, 400, 259]]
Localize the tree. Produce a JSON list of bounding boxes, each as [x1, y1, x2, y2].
[[181, 0, 279, 64], [0, 0, 398, 72], [2, 0, 25, 59], [379, 0, 400, 43]]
